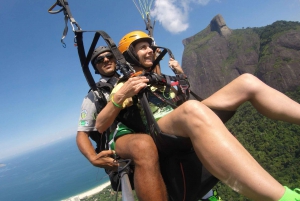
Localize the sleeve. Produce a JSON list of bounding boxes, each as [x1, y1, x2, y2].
[[77, 91, 98, 132]]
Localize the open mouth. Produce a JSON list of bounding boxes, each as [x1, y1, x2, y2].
[[144, 57, 153, 62]]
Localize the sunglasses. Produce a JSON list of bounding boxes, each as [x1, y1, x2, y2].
[[94, 52, 114, 65]]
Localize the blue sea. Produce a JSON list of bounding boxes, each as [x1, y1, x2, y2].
[[0, 136, 109, 201]]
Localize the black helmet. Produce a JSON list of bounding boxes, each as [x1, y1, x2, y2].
[[91, 46, 111, 74]]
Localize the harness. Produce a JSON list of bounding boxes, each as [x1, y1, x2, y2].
[[88, 77, 118, 153]]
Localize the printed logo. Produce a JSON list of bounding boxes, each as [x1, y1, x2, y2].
[[79, 120, 89, 126], [80, 110, 88, 119]]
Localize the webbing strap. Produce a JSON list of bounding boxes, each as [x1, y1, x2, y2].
[[145, 13, 155, 38], [151, 46, 175, 72], [138, 90, 162, 143], [74, 30, 127, 92], [190, 90, 204, 102], [48, 0, 81, 47]]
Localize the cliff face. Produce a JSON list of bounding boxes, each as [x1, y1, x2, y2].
[[182, 14, 300, 98]]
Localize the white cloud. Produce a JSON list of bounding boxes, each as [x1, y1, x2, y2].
[[151, 0, 213, 34]]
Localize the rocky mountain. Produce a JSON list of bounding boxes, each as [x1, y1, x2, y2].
[[182, 14, 300, 98]]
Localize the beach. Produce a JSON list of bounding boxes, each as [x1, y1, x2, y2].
[[63, 181, 111, 201]]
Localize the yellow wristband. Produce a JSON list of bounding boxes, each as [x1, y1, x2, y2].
[[111, 95, 122, 109]]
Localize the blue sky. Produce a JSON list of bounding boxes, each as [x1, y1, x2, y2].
[[1, 0, 300, 160]]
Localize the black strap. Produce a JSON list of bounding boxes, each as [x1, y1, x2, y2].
[[107, 75, 119, 86], [74, 30, 128, 92], [48, 0, 81, 47], [48, 0, 131, 99], [138, 89, 162, 143], [151, 46, 175, 72], [190, 90, 204, 102], [145, 13, 155, 38]]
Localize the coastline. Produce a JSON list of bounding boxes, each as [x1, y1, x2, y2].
[[62, 181, 111, 201]]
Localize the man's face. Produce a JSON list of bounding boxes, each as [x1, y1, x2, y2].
[[134, 41, 154, 68], [95, 51, 116, 76]]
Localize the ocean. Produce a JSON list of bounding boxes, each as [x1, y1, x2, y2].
[[0, 136, 109, 201]]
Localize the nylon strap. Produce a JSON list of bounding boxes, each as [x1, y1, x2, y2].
[[151, 46, 175, 71], [74, 30, 127, 92], [48, 0, 81, 47], [138, 90, 162, 142]]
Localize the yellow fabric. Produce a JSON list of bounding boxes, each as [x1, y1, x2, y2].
[[110, 82, 133, 108]]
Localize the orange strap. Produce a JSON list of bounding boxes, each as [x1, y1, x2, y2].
[[130, 71, 143, 77]]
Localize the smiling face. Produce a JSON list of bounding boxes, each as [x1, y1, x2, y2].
[[134, 41, 154, 70], [95, 51, 117, 76]]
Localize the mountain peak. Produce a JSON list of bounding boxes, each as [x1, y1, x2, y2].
[[210, 14, 232, 37]]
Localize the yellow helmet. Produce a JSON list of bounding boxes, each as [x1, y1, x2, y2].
[[118, 31, 153, 54]]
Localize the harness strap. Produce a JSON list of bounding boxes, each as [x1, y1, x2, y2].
[[48, 0, 81, 47], [138, 89, 162, 143], [151, 46, 175, 72], [190, 90, 204, 102], [164, 74, 171, 95], [74, 30, 128, 92]]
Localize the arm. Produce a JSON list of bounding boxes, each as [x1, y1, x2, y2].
[[95, 76, 149, 133], [76, 131, 118, 170], [95, 99, 123, 133], [169, 58, 184, 74]]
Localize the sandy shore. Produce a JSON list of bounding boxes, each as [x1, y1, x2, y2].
[[63, 181, 111, 200]]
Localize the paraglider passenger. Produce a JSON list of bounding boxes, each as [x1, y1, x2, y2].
[[96, 30, 300, 201]]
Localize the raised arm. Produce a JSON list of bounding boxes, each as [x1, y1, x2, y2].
[[95, 76, 149, 133], [168, 58, 184, 74]]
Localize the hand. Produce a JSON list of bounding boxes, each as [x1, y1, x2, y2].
[[169, 58, 184, 74], [114, 76, 149, 102], [89, 150, 118, 171]]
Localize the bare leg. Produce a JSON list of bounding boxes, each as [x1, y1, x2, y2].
[[115, 134, 167, 201], [158, 100, 285, 201], [202, 73, 300, 125]]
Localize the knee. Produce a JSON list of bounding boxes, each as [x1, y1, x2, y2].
[[180, 100, 213, 126], [236, 73, 263, 95], [127, 135, 158, 162]]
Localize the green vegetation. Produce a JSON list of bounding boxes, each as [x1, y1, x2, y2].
[[256, 21, 300, 61], [256, 21, 300, 47], [215, 88, 300, 200], [184, 30, 217, 56]]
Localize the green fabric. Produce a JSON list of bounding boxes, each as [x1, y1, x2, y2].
[[200, 190, 222, 201], [109, 122, 135, 150], [108, 82, 175, 150], [279, 186, 300, 201]]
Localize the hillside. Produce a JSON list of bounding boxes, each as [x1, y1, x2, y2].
[[182, 15, 300, 98], [182, 15, 300, 200]]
